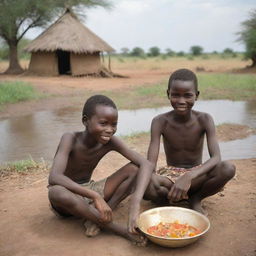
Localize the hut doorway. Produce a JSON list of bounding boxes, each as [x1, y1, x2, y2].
[[57, 50, 71, 74]]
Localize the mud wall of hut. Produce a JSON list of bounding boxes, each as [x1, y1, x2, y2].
[[28, 52, 58, 75], [71, 52, 100, 76]]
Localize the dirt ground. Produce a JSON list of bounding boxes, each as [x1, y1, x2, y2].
[[0, 64, 256, 256]]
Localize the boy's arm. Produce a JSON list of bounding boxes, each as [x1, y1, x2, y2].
[[49, 133, 112, 223], [147, 116, 163, 170], [111, 136, 154, 233], [189, 113, 221, 179], [168, 113, 221, 202]]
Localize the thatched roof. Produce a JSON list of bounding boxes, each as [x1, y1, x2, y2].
[[25, 9, 114, 54]]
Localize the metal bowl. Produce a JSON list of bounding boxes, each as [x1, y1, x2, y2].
[[138, 206, 210, 248]]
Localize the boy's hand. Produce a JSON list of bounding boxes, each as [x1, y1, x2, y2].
[[128, 203, 140, 234], [93, 194, 113, 223], [168, 174, 192, 202]]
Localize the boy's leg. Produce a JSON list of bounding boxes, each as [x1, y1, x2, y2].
[[189, 161, 236, 213], [48, 184, 146, 245], [104, 162, 138, 209], [84, 162, 139, 237], [143, 173, 173, 204]]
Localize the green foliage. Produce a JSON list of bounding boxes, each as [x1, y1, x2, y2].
[[0, 81, 41, 105], [147, 46, 161, 57], [190, 45, 204, 56], [165, 48, 175, 56], [0, 37, 31, 60], [0, 43, 8, 60], [238, 9, 256, 66], [176, 51, 185, 57], [223, 48, 234, 54], [130, 47, 145, 57], [18, 38, 31, 59], [120, 47, 130, 55]]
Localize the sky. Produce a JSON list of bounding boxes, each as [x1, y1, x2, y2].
[[26, 0, 255, 54]]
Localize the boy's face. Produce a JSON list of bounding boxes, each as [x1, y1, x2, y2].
[[167, 80, 199, 115], [84, 105, 118, 144]]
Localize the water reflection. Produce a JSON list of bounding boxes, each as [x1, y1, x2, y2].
[[0, 100, 255, 163]]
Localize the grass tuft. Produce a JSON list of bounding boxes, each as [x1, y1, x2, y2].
[[0, 157, 49, 177], [0, 81, 41, 105]]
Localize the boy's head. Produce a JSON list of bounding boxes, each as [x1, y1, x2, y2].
[[167, 69, 199, 114], [82, 95, 117, 119], [167, 68, 198, 92], [82, 95, 118, 144]]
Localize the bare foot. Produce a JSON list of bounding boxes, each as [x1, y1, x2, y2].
[[125, 232, 148, 247], [189, 198, 208, 216], [84, 220, 101, 237]]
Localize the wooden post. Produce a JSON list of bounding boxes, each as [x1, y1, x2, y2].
[[108, 54, 111, 71]]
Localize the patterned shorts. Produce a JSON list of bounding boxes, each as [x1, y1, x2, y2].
[[157, 165, 201, 183]]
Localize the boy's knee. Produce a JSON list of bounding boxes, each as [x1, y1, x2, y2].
[[220, 161, 236, 180], [48, 185, 73, 205], [127, 162, 139, 177]]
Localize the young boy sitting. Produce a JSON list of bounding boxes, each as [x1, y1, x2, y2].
[[144, 69, 236, 214], [48, 95, 153, 244]]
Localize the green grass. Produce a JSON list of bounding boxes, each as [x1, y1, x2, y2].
[[0, 157, 49, 177], [198, 73, 256, 100], [0, 81, 41, 105], [99, 73, 256, 110]]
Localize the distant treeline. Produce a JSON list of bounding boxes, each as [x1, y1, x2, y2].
[[0, 38, 242, 61], [112, 46, 241, 58]]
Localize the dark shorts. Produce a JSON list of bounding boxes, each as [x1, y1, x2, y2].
[[48, 178, 107, 217]]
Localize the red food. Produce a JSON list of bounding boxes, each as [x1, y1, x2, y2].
[[147, 221, 201, 238]]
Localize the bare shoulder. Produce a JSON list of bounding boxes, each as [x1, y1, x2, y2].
[[60, 132, 76, 143], [152, 111, 171, 126], [193, 110, 215, 127], [107, 135, 125, 149], [58, 132, 81, 150]]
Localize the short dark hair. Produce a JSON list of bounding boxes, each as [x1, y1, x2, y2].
[[82, 95, 117, 118], [168, 69, 198, 91]]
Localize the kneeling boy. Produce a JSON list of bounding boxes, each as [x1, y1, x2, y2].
[[144, 69, 236, 214]]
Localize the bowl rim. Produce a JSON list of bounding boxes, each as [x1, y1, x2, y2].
[[138, 206, 211, 241]]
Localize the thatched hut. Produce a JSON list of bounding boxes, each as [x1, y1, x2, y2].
[[25, 9, 114, 76]]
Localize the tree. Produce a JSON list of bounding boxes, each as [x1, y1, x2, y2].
[[130, 47, 145, 57], [190, 45, 203, 56], [120, 47, 130, 55], [165, 48, 175, 56], [0, 0, 111, 74], [238, 9, 256, 67], [223, 48, 234, 54], [176, 51, 185, 57], [147, 46, 160, 57]]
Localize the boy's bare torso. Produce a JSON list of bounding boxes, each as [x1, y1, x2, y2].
[[158, 110, 207, 168], [64, 132, 113, 183]]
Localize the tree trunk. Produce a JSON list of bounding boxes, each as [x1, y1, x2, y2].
[[4, 40, 24, 74], [251, 55, 256, 68]]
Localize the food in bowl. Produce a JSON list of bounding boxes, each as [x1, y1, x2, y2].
[[147, 220, 201, 238], [138, 206, 210, 248]]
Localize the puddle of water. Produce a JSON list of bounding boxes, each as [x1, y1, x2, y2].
[[0, 100, 255, 163]]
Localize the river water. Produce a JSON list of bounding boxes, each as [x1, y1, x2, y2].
[[0, 100, 255, 163]]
